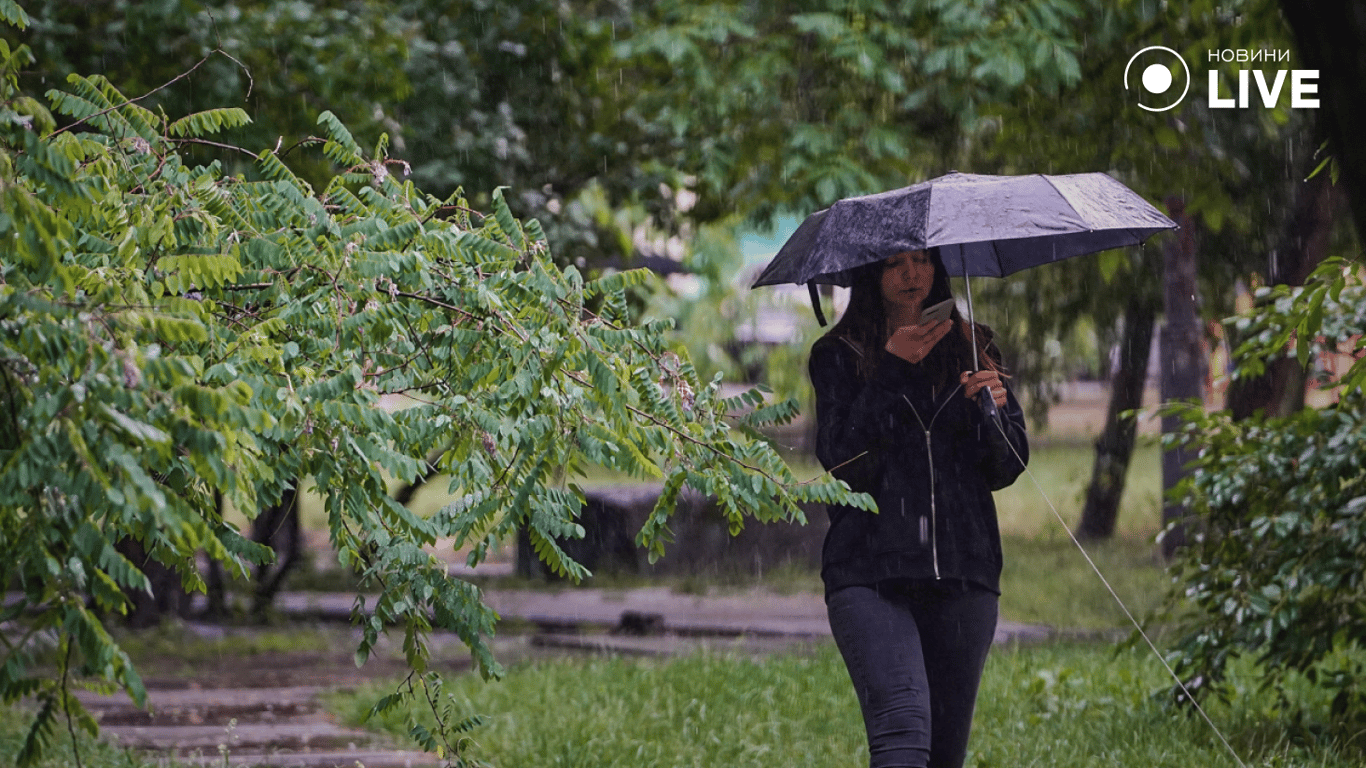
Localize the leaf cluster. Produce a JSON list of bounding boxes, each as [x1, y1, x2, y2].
[[617, 0, 1090, 225], [0, 44, 870, 765], [1150, 258, 1366, 742]]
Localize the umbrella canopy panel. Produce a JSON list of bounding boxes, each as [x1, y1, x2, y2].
[[750, 172, 1176, 288]]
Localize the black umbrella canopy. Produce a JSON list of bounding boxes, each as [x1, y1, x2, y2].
[[751, 171, 1177, 289]]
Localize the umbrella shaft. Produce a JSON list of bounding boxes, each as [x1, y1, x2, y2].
[[963, 260, 979, 373]]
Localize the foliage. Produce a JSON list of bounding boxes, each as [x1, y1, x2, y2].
[[616, 0, 1090, 225], [0, 702, 165, 768], [13, 0, 411, 187], [10, 0, 694, 277], [0, 33, 870, 767], [1227, 257, 1366, 393], [966, 0, 1312, 413], [1153, 257, 1366, 743]]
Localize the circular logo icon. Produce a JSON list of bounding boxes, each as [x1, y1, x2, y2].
[[1124, 46, 1190, 112]]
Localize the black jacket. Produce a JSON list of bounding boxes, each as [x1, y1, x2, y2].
[[809, 333, 1029, 595]]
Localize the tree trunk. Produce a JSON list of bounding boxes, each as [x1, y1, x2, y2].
[[1159, 200, 1202, 558], [1279, 1, 1366, 243], [203, 490, 229, 619], [1225, 171, 1338, 420], [116, 537, 193, 628], [250, 482, 302, 619], [1075, 293, 1156, 541]]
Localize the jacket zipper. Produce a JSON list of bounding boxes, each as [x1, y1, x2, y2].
[[903, 387, 962, 580]]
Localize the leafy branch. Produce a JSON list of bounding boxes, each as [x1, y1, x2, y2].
[[3, 61, 870, 767]]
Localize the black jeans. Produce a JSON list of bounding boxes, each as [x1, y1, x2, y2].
[[827, 580, 998, 768]]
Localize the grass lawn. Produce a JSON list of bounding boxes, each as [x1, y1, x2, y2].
[[326, 642, 1359, 768]]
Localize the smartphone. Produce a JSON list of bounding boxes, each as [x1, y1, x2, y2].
[[919, 298, 955, 324]]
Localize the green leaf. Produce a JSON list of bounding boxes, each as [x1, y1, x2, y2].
[[166, 108, 252, 137], [490, 187, 524, 251], [1, 0, 31, 28], [318, 110, 364, 166]]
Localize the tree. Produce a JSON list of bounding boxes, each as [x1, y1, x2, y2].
[[614, 0, 1091, 224], [1147, 0, 1366, 732], [1278, 0, 1366, 242], [14, 0, 411, 186], [1224, 135, 1350, 421], [964, 0, 1317, 541], [0, 14, 869, 764], [11, 1, 650, 271]]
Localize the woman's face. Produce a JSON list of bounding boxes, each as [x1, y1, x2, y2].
[[879, 250, 936, 317]]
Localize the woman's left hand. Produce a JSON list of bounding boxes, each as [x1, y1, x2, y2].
[[961, 370, 1007, 408]]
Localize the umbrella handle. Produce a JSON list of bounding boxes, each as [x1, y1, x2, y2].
[[962, 265, 1002, 437], [978, 386, 999, 421]]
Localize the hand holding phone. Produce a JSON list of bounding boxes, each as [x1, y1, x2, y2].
[[919, 298, 955, 325]]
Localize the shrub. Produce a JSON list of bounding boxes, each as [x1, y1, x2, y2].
[[1155, 258, 1366, 745]]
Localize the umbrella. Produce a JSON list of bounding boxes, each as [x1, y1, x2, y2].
[[752, 171, 1177, 287], [751, 171, 1178, 420]]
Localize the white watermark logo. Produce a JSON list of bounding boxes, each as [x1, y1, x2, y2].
[[1124, 46, 1191, 112], [1126, 47, 1319, 111], [1206, 50, 1318, 108]]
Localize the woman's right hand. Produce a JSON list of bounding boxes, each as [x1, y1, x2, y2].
[[885, 320, 952, 364]]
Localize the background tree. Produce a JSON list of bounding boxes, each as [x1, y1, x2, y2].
[[15, 0, 409, 183], [389, 0, 652, 269], [615, 0, 1089, 225], [1153, 255, 1366, 742], [961, 0, 1326, 540], [1142, 0, 1366, 736], [1278, 0, 1366, 241], [13, 0, 679, 274]]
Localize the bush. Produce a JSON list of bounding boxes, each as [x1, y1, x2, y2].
[[1154, 257, 1366, 746]]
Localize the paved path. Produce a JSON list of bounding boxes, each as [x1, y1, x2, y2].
[[274, 586, 1055, 646], [77, 684, 440, 768]]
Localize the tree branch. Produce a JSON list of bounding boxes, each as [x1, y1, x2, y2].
[[169, 137, 260, 160], [51, 48, 247, 138]]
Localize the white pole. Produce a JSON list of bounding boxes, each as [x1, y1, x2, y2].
[[958, 246, 979, 373]]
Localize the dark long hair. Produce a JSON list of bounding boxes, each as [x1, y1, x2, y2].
[[825, 247, 1005, 386]]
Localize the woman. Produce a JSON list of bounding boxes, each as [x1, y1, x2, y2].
[[809, 248, 1029, 768]]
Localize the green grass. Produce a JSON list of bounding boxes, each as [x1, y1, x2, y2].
[[1000, 534, 1167, 630], [110, 623, 344, 666], [993, 439, 1164, 537], [0, 706, 164, 768], [325, 643, 1362, 768]]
